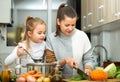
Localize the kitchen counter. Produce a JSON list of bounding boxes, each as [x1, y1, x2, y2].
[[63, 79, 120, 82]]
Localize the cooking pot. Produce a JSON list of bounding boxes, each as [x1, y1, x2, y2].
[[26, 62, 56, 76]]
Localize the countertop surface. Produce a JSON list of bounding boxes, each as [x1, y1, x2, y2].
[[63, 79, 120, 82]]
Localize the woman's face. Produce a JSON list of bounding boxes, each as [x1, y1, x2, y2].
[[28, 24, 46, 43], [57, 15, 77, 36]]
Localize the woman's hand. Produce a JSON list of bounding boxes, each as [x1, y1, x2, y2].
[[17, 43, 24, 57], [84, 65, 93, 75], [64, 57, 77, 68]]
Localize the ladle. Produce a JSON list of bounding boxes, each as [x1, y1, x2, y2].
[[23, 48, 43, 63], [15, 42, 43, 63]]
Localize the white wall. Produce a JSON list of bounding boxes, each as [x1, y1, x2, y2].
[[109, 29, 120, 61]]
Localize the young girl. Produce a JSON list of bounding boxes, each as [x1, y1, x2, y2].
[[4, 16, 46, 73]]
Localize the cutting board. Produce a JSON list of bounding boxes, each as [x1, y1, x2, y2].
[[63, 79, 120, 82]]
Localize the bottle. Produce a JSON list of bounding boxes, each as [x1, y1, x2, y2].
[[51, 66, 63, 82], [1, 65, 11, 82]]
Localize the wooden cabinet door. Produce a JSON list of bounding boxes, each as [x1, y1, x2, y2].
[[86, 0, 94, 28], [94, 0, 108, 26], [81, 0, 96, 30], [106, 0, 119, 23], [81, 0, 88, 30], [113, 0, 120, 20]]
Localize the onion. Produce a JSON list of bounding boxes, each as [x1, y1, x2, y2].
[[43, 77, 51, 82]]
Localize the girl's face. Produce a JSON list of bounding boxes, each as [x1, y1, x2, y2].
[[28, 24, 46, 43], [57, 15, 77, 36]]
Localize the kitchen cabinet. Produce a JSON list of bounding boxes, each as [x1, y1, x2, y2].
[[0, 0, 11, 23], [81, 0, 96, 30], [81, 0, 87, 29], [95, 0, 108, 26], [107, 0, 120, 22], [86, 0, 95, 28], [81, 0, 120, 32]]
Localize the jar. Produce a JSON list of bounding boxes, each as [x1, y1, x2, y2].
[[51, 66, 63, 82]]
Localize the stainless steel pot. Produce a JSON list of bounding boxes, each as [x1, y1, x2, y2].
[[26, 62, 56, 76]]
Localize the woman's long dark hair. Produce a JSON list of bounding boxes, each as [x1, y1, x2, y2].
[[55, 3, 77, 36]]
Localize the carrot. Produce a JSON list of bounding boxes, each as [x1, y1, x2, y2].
[[28, 70, 37, 75], [36, 71, 42, 74], [32, 73, 42, 78]]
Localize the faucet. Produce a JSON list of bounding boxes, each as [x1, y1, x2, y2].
[[93, 45, 109, 66], [83, 45, 109, 67]]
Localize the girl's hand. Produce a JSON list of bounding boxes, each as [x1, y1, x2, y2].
[[64, 57, 77, 68], [17, 43, 24, 57]]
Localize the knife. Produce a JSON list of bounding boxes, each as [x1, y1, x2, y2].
[[73, 66, 91, 80]]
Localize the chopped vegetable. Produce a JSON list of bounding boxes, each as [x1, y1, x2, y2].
[[90, 69, 108, 81], [116, 74, 120, 79], [104, 63, 117, 78], [69, 74, 84, 81], [115, 66, 120, 79]]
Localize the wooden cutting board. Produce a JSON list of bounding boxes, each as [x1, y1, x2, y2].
[[63, 79, 120, 82]]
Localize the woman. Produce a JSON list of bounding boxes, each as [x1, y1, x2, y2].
[[45, 3, 95, 78]]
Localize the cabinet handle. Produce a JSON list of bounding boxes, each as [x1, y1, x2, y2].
[[87, 12, 93, 27], [118, 0, 120, 16], [83, 16, 87, 29], [114, 0, 119, 16], [98, 5, 104, 23]]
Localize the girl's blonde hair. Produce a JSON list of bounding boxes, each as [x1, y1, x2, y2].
[[22, 16, 46, 50]]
